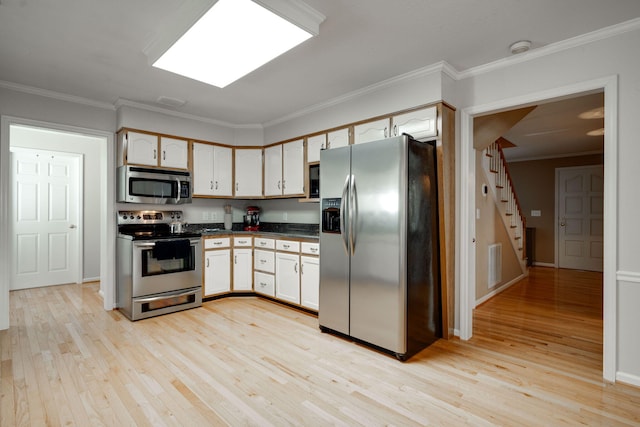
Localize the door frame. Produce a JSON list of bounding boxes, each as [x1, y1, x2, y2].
[[555, 164, 604, 271], [459, 75, 618, 382], [10, 147, 84, 288], [0, 116, 116, 330]]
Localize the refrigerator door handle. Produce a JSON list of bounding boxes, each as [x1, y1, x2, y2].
[[340, 175, 350, 254], [349, 174, 358, 255]]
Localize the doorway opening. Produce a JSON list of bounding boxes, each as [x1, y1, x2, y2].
[[459, 75, 617, 381], [0, 117, 116, 330]]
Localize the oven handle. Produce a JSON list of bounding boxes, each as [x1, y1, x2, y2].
[[135, 288, 199, 303], [134, 239, 201, 248]]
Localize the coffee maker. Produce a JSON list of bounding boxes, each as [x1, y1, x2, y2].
[[243, 206, 260, 231]]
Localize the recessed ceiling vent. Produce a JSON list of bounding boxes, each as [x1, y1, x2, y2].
[[509, 40, 531, 55], [156, 96, 187, 108]]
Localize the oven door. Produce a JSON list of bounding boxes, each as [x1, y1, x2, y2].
[[132, 238, 201, 297]]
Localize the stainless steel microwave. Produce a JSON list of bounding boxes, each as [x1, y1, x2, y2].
[[117, 165, 192, 204]]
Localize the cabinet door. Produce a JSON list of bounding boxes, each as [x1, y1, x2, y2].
[[300, 255, 319, 310], [160, 137, 188, 169], [264, 145, 283, 196], [254, 271, 275, 297], [254, 249, 275, 273], [192, 142, 215, 196], [234, 148, 263, 197], [282, 139, 304, 195], [212, 145, 233, 196], [391, 106, 437, 140], [354, 118, 391, 144], [275, 252, 300, 304], [233, 248, 252, 291], [126, 131, 159, 166], [327, 128, 349, 149], [204, 249, 231, 296], [307, 134, 326, 163]]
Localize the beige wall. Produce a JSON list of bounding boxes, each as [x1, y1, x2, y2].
[[475, 152, 524, 301], [508, 154, 603, 265]]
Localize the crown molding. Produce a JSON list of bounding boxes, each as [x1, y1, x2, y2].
[[0, 80, 115, 110], [114, 98, 263, 130], [458, 17, 640, 80]]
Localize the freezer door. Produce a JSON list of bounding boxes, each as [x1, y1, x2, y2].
[[349, 136, 408, 354], [319, 146, 351, 334]]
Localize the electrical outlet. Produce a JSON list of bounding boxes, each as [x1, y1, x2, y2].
[[283, 212, 288, 221]]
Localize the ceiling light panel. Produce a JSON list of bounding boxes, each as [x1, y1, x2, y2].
[[152, 0, 318, 88]]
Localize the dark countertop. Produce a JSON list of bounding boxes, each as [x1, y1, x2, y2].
[[186, 222, 319, 240]]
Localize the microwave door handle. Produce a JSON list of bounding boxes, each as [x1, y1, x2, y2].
[[175, 177, 181, 203]]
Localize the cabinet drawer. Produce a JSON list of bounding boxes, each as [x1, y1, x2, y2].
[[254, 249, 275, 273], [204, 237, 230, 249], [233, 236, 252, 247], [276, 240, 300, 252], [301, 242, 319, 255], [254, 272, 275, 297], [254, 238, 275, 249]]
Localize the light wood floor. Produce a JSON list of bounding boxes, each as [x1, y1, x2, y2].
[[2, 268, 639, 426]]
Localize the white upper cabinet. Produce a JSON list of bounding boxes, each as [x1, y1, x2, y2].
[[234, 148, 263, 198], [212, 145, 233, 196], [123, 131, 188, 169], [160, 137, 189, 169], [391, 106, 437, 140], [265, 140, 304, 197], [327, 128, 349, 150], [192, 143, 232, 197], [353, 117, 391, 144], [126, 131, 159, 166], [306, 134, 326, 163], [282, 139, 304, 195], [264, 145, 283, 197], [192, 143, 215, 196]]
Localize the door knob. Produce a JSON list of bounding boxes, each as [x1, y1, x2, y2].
[[69, 224, 77, 229]]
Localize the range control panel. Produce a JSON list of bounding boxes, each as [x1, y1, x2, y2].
[[117, 210, 183, 225]]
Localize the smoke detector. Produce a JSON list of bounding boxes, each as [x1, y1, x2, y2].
[[509, 40, 531, 55]]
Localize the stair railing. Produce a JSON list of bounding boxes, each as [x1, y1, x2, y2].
[[485, 141, 527, 259]]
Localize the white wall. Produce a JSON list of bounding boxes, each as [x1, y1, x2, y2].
[[10, 125, 103, 280], [455, 26, 640, 383], [264, 66, 446, 143]]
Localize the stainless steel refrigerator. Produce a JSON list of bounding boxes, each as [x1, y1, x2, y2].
[[319, 134, 441, 360]]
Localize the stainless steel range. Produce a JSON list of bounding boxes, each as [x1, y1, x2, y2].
[[116, 210, 202, 321]]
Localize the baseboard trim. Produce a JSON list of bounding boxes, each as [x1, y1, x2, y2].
[[475, 273, 526, 307], [616, 371, 640, 387], [533, 262, 556, 268]]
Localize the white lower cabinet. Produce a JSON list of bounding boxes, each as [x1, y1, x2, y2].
[[254, 271, 275, 297], [300, 255, 319, 310], [204, 249, 231, 296], [275, 252, 300, 304], [233, 248, 253, 291]]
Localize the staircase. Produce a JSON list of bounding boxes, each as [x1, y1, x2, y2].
[[482, 140, 528, 269]]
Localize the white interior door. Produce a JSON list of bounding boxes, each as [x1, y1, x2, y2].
[[11, 148, 82, 290], [557, 165, 604, 272]]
